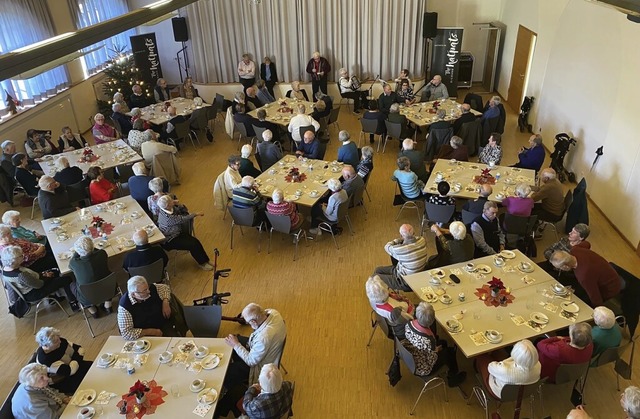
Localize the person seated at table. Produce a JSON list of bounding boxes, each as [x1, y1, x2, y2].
[[620, 386, 640, 419], [478, 132, 503, 165], [112, 102, 133, 137], [53, 156, 83, 186], [222, 155, 243, 199], [435, 136, 469, 163], [162, 106, 186, 150], [463, 184, 493, 215], [154, 78, 171, 103], [232, 176, 267, 226], [337, 130, 359, 168], [87, 166, 116, 205], [13, 153, 39, 196], [471, 201, 505, 257], [378, 83, 401, 116], [363, 100, 386, 144], [397, 139, 428, 183], [537, 322, 593, 383], [392, 156, 424, 199], [365, 274, 414, 338], [1, 140, 17, 177], [531, 168, 565, 233], [123, 229, 169, 273], [69, 236, 113, 318], [11, 363, 70, 418], [58, 126, 87, 152], [396, 78, 417, 106], [474, 339, 541, 399], [502, 183, 534, 217], [285, 80, 309, 101], [35, 326, 92, 395], [255, 79, 275, 105], [1, 245, 79, 311], [113, 91, 130, 114], [141, 130, 178, 167], [0, 225, 56, 273], [256, 130, 282, 171], [421, 75, 449, 102], [310, 99, 329, 121], [37, 176, 76, 219], [542, 223, 591, 264], [514, 134, 545, 172], [128, 84, 150, 109], [91, 113, 119, 144], [394, 69, 413, 90], [266, 188, 303, 230], [128, 107, 153, 131], [373, 223, 428, 292], [242, 363, 294, 419], [245, 86, 262, 110], [428, 109, 451, 132], [308, 178, 348, 236], [338, 68, 368, 113], [295, 130, 322, 160], [387, 103, 414, 139], [147, 177, 169, 221], [253, 109, 281, 140], [316, 90, 333, 111], [156, 194, 213, 270], [403, 302, 467, 387], [357, 145, 374, 182], [239, 144, 261, 178], [233, 104, 257, 138], [480, 95, 502, 122], [288, 104, 320, 147], [128, 162, 167, 213], [118, 275, 186, 340], [591, 306, 622, 360], [341, 165, 364, 201], [127, 119, 148, 154], [567, 405, 592, 419], [2, 210, 46, 246], [452, 103, 477, 135], [179, 76, 199, 100], [429, 222, 474, 267], [549, 248, 621, 307], [25, 129, 54, 160], [427, 180, 455, 206]]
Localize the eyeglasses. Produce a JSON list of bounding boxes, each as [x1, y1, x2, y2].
[[134, 288, 150, 296]]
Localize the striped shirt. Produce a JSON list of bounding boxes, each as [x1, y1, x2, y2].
[[157, 208, 195, 241], [384, 236, 429, 277], [232, 186, 262, 209]]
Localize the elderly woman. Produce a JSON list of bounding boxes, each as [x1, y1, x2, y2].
[[113, 91, 130, 114], [0, 225, 56, 273], [243, 363, 294, 418], [35, 327, 92, 394], [392, 156, 424, 199], [1, 245, 79, 311], [266, 188, 302, 229], [308, 178, 349, 236], [502, 183, 534, 217], [127, 120, 149, 154], [157, 194, 213, 270], [223, 155, 243, 198], [179, 76, 198, 99], [285, 81, 309, 101], [147, 177, 167, 221], [396, 78, 416, 105], [403, 302, 466, 386], [91, 113, 119, 144], [25, 129, 54, 160], [13, 152, 39, 196], [591, 306, 622, 359], [357, 145, 374, 182], [311, 99, 329, 120], [621, 386, 640, 419], [430, 221, 474, 267], [2, 210, 46, 245], [87, 166, 117, 204], [427, 180, 455, 206], [543, 223, 591, 261], [239, 144, 261, 178], [58, 126, 87, 152], [365, 275, 414, 338], [537, 322, 594, 383], [478, 132, 503, 165], [129, 107, 152, 131], [53, 156, 83, 186], [475, 339, 541, 399], [11, 363, 69, 418], [514, 134, 546, 172], [69, 236, 113, 318], [435, 135, 469, 162]]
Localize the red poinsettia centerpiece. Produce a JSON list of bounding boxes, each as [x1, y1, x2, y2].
[[487, 276, 505, 295], [284, 167, 307, 183], [473, 167, 496, 185], [474, 276, 515, 307], [92, 216, 105, 229], [129, 380, 149, 402]]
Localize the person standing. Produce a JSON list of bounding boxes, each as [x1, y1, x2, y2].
[[260, 56, 278, 98], [238, 54, 256, 95], [306, 51, 330, 101]]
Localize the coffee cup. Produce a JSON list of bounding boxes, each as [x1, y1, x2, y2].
[[466, 262, 475, 271], [196, 346, 207, 355], [134, 340, 146, 350], [160, 351, 171, 361], [458, 293, 466, 302], [489, 161, 495, 168], [192, 379, 203, 388], [295, 189, 302, 196], [79, 407, 92, 418], [100, 353, 111, 363]]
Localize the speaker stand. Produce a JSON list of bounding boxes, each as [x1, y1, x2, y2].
[[176, 42, 190, 83]]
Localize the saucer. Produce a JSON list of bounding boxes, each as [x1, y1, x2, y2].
[[561, 302, 580, 314], [201, 354, 220, 370], [445, 319, 462, 332], [133, 340, 151, 353], [194, 347, 210, 359], [517, 263, 535, 273], [429, 269, 446, 279], [158, 352, 173, 364], [197, 388, 218, 405], [440, 295, 453, 305], [485, 330, 503, 343], [190, 380, 206, 393], [530, 312, 549, 324], [77, 406, 95, 419], [499, 250, 516, 259], [476, 264, 492, 274]]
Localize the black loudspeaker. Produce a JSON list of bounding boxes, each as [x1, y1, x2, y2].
[[423, 12, 438, 39], [172, 17, 188, 42]]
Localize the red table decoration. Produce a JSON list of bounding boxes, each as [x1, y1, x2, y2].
[[473, 168, 496, 185], [117, 380, 167, 418], [86, 216, 114, 238], [475, 277, 515, 307], [284, 167, 307, 183]]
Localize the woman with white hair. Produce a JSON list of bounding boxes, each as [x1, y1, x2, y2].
[[91, 113, 119, 144], [591, 306, 622, 359], [69, 236, 113, 318], [156, 194, 213, 270], [1, 245, 79, 311], [365, 275, 414, 338], [53, 156, 83, 186], [35, 326, 92, 394], [357, 145, 374, 182], [11, 363, 69, 418], [622, 386, 640, 419], [58, 126, 87, 152], [266, 188, 302, 229], [403, 302, 466, 387], [127, 119, 148, 154], [2, 210, 47, 245], [338, 68, 368, 113], [537, 322, 593, 383], [308, 178, 348, 236], [429, 221, 474, 267], [502, 183, 534, 217], [285, 81, 309, 101], [0, 224, 56, 273], [113, 91, 130, 113], [242, 363, 294, 418], [239, 144, 261, 178]]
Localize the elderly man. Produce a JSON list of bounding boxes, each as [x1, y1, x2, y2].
[[537, 322, 593, 383], [378, 83, 401, 115], [452, 103, 476, 134], [163, 106, 186, 149], [118, 276, 185, 340], [129, 84, 150, 108], [478, 132, 503, 165], [288, 104, 320, 146], [430, 222, 475, 267], [550, 248, 622, 307], [2, 210, 46, 245], [238, 54, 256, 94], [232, 176, 267, 225], [340, 165, 364, 200], [306, 51, 331, 100], [111, 103, 132, 137], [435, 136, 469, 162], [239, 144, 261, 178], [37, 176, 75, 219], [338, 68, 368, 113], [53, 156, 83, 186], [255, 79, 275, 105], [243, 364, 294, 418], [388, 103, 414, 139], [463, 184, 493, 215], [421, 75, 449, 102], [256, 130, 282, 170], [544, 223, 591, 261], [58, 126, 88, 151], [1, 140, 17, 178], [253, 109, 280, 137], [13, 153, 39, 196], [153, 78, 171, 103], [531, 168, 565, 229], [337, 130, 359, 167], [399, 138, 428, 182], [295, 130, 322, 160], [128, 162, 168, 212], [244, 86, 262, 110], [69, 236, 112, 318], [514, 134, 545, 172], [374, 224, 429, 291], [220, 155, 243, 200], [123, 229, 168, 272], [471, 201, 505, 257], [309, 178, 348, 236], [141, 130, 178, 167], [481, 95, 502, 122]]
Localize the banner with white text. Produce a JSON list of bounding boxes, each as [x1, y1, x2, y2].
[[431, 27, 464, 98], [130, 33, 163, 85]]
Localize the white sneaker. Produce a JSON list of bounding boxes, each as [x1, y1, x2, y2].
[[199, 263, 214, 271], [309, 228, 322, 236]]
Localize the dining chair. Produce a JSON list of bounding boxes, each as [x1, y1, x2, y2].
[[538, 190, 573, 240], [423, 203, 456, 235], [77, 272, 124, 338], [298, 125, 316, 143], [126, 259, 169, 285], [327, 107, 340, 133], [234, 120, 255, 151], [318, 199, 354, 250], [174, 119, 199, 149], [350, 184, 367, 220], [366, 311, 393, 347], [228, 206, 265, 252], [188, 108, 208, 144], [468, 373, 544, 419], [499, 213, 538, 249], [359, 118, 382, 148], [265, 212, 307, 261], [538, 362, 589, 417], [382, 120, 402, 153], [183, 304, 222, 337], [252, 125, 267, 143], [393, 181, 422, 226], [275, 336, 288, 375], [205, 104, 218, 133], [13, 177, 40, 219], [461, 209, 481, 226]]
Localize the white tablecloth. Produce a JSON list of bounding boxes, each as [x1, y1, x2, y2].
[[42, 140, 142, 175]]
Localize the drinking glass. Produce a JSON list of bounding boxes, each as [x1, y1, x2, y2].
[[473, 310, 482, 320], [526, 298, 534, 310], [170, 384, 180, 398]]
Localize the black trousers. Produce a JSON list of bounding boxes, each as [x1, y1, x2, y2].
[[311, 78, 328, 101], [340, 91, 368, 111], [265, 80, 276, 98], [240, 78, 255, 95], [217, 336, 250, 417], [25, 276, 77, 303], [162, 233, 209, 265]]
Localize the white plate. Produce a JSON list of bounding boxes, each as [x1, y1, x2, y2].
[[530, 312, 549, 324], [178, 342, 196, 353], [94, 240, 108, 249], [561, 302, 580, 314], [429, 269, 446, 279], [500, 250, 516, 259], [495, 194, 505, 200], [285, 195, 299, 201], [201, 354, 220, 370], [517, 262, 535, 273], [74, 389, 96, 406], [58, 251, 73, 260], [51, 218, 63, 225], [197, 388, 218, 405], [476, 264, 492, 274], [194, 347, 210, 359], [493, 257, 505, 267], [133, 340, 151, 353], [130, 211, 142, 219], [124, 239, 135, 248], [77, 406, 95, 419]]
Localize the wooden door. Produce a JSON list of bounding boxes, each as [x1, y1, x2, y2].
[[507, 25, 536, 112]]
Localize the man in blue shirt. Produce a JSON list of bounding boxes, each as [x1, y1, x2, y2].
[[337, 130, 359, 167], [295, 130, 322, 160], [514, 134, 546, 172]]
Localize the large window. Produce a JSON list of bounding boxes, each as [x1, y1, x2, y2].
[[68, 0, 136, 76]]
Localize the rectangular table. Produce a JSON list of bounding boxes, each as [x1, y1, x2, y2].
[[403, 250, 594, 357], [60, 336, 232, 419], [41, 140, 142, 176], [248, 98, 315, 127], [399, 99, 482, 128], [424, 159, 536, 201], [41, 196, 165, 274], [255, 155, 343, 207], [139, 98, 211, 126]]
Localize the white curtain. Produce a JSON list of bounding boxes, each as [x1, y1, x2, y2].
[[186, 0, 427, 83]]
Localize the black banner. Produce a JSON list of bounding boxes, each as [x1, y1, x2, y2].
[[130, 33, 163, 85], [431, 27, 464, 98]]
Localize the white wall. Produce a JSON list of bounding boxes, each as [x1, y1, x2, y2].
[[498, 0, 640, 246]]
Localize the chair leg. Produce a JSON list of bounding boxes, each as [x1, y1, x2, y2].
[[409, 377, 447, 415], [81, 306, 96, 338], [257, 222, 263, 253], [468, 386, 489, 419], [268, 229, 273, 254], [33, 301, 43, 334], [31, 196, 38, 220], [365, 186, 372, 202], [345, 215, 354, 235], [230, 223, 235, 250], [366, 322, 378, 347]]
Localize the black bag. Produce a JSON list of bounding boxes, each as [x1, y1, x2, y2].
[[8, 298, 29, 318], [386, 352, 402, 386], [570, 380, 583, 406], [393, 194, 405, 206], [206, 127, 214, 143]]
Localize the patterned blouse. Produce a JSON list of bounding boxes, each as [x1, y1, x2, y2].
[[478, 145, 503, 165], [157, 208, 196, 241], [427, 194, 455, 206], [404, 320, 439, 376]]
